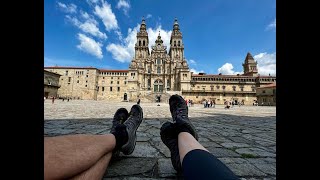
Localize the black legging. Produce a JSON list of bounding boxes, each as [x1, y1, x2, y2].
[[182, 149, 239, 180]]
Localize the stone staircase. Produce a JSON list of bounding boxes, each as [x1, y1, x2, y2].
[[144, 92, 171, 103]]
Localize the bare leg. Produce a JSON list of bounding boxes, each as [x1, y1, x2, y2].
[[178, 132, 208, 163], [69, 152, 112, 180], [44, 134, 116, 180]]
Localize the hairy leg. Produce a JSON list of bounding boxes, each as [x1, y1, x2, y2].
[[44, 134, 116, 180], [69, 152, 112, 180]]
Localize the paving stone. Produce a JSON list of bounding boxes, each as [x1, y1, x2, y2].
[[104, 157, 157, 177], [44, 101, 276, 179], [236, 148, 276, 157], [206, 147, 241, 157], [221, 142, 250, 148], [158, 158, 177, 177], [122, 142, 160, 158], [225, 163, 266, 176]]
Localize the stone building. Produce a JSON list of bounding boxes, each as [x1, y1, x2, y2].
[[44, 70, 61, 98], [256, 83, 276, 106], [44, 18, 276, 105]]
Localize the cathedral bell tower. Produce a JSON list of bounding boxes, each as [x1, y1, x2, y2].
[[169, 18, 184, 62], [242, 52, 258, 77], [135, 17, 150, 60]]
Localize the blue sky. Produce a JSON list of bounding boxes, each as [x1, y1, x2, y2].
[[44, 0, 276, 76]]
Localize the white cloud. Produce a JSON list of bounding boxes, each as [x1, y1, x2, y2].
[[86, 0, 99, 4], [66, 14, 107, 40], [94, 1, 119, 31], [254, 52, 276, 76], [57, 2, 77, 13], [190, 68, 204, 74], [106, 44, 131, 62], [189, 59, 196, 65], [106, 24, 172, 63], [106, 24, 140, 62], [80, 11, 90, 20], [266, 18, 276, 30], [116, 0, 130, 15], [77, 33, 103, 59], [147, 26, 172, 50], [115, 30, 123, 41], [146, 14, 152, 19], [218, 63, 243, 75]]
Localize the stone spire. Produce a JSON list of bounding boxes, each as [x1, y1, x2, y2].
[[139, 16, 146, 32], [245, 52, 255, 63], [243, 52, 258, 76], [155, 31, 163, 45]]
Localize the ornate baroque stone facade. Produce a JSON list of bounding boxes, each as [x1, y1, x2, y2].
[[44, 18, 276, 105]]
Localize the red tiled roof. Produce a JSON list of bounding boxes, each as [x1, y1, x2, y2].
[[257, 82, 276, 88], [99, 69, 129, 72], [192, 74, 276, 78], [44, 70, 62, 76], [44, 66, 97, 69], [192, 74, 252, 78]]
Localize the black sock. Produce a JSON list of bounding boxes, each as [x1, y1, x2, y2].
[[111, 124, 128, 150]]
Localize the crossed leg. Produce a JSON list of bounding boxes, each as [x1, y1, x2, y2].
[[44, 134, 116, 180]]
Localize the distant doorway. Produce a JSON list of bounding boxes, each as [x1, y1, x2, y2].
[[124, 93, 127, 101], [156, 95, 161, 102]]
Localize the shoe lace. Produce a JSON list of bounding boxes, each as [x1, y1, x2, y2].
[[175, 107, 188, 118]]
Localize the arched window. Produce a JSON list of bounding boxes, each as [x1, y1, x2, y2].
[[139, 40, 141, 46], [232, 86, 236, 91], [157, 67, 161, 74], [143, 40, 145, 46], [174, 41, 176, 46], [178, 41, 180, 46]]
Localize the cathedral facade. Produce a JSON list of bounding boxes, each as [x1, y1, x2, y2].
[[44, 18, 276, 105]]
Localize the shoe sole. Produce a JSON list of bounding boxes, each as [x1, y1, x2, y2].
[[169, 95, 198, 140], [122, 105, 143, 155]]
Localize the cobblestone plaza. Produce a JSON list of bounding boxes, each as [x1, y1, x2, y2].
[[44, 100, 276, 179]]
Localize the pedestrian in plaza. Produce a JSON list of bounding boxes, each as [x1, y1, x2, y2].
[[52, 96, 55, 104], [44, 95, 239, 180]]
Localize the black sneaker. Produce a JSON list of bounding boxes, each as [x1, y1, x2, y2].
[[169, 95, 198, 140], [110, 108, 129, 158], [160, 121, 182, 172], [110, 108, 129, 134], [121, 104, 143, 155]]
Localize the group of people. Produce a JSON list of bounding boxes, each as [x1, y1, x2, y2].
[[202, 100, 216, 108], [185, 99, 194, 107], [44, 95, 239, 180]]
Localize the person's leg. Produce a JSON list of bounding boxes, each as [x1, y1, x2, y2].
[[178, 132, 239, 180], [69, 152, 112, 180], [178, 132, 207, 162], [163, 94, 239, 179], [45, 107, 131, 180], [44, 134, 116, 180]]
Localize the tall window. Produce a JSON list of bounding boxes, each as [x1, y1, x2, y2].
[[68, 77, 71, 82], [102, 87, 104, 91], [157, 67, 161, 74], [139, 40, 141, 46], [65, 71, 68, 75], [178, 41, 180, 46], [117, 87, 120, 92], [143, 40, 145, 46], [157, 59, 161, 64], [174, 41, 176, 46], [110, 87, 112, 91], [232, 86, 236, 91], [167, 80, 170, 87]]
